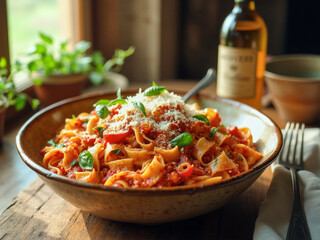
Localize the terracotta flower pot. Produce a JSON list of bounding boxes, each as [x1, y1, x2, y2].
[[0, 107, 5, 144], [32, 73, 87, 107]]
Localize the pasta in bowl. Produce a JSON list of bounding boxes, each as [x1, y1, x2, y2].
[[16, 87, 282, 224]]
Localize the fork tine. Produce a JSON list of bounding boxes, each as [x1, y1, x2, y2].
[[292, 123, 300, 164], [279, 122, 291, 163], [285, 123, 295, 163], [299, 123, 305, 167], [279, 122, 305, 168]]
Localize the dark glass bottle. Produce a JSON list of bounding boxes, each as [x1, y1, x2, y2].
[[216, 0, 267, 109]]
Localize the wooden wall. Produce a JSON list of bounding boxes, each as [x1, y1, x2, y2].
[[89, 0, 288, 82]]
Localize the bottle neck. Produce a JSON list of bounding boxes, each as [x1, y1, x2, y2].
[[234, 0, 255, 11]]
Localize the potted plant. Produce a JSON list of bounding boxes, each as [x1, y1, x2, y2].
[[17, 32, 134, 107], [0, 57, 39, 143]]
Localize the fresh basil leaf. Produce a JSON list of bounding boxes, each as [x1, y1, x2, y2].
[[133, 101, 146, 116], [193, 114, 210, 126], [95, 104, 109, 119], [143, 86, 167, 96], [112, 149, 122, 155], [108, 99, 127, 106], [47, 139, 56, 147], [93, 126, 105, 138], [210, 127, 220, 138], [79, 150, 94, 170], [152, 81, 157, 86], [93, 99, 110, 107], [170, 133, 192, 147], [70, 159, 78, 167], [72, 114, 76, 119], [47, 139, 65, 148]]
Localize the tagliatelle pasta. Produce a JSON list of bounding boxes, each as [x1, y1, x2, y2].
[[41, 86, 263, 188]]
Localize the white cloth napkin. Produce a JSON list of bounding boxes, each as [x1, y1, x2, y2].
[[254, 128, 320, 240]]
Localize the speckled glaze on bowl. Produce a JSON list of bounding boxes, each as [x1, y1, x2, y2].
[[16, 90, 282, 224], [265, 54, 320, 124]]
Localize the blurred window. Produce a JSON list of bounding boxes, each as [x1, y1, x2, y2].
[[6, 0, 65, 86], [7, 0, 63, 65]]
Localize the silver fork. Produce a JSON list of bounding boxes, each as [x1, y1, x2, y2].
[[279, 122, 311, 240]]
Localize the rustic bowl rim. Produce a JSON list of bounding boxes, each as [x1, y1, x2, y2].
[[16, 90, 282, 195], [265, 54, 320, 83]]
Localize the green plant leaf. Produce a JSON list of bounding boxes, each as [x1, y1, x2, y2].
[[210, 127, 220, 138], [93, 126, 105, 138], [44, 54, 55, 68], [7, 91, 14, 100], [14, 60, 22, 71], [95, 104, 109, 119], [70, 159, 78, 167], [116, 46, 135, 58], [31, 99, 40, 110], [89, 71, 104, 86], [35, 44, 47, 55], [32, 78, 43, 86], [27, 60, 38, 72], [170, 133, 192, 147], [14, 94, 26, 111], [39, 32, 53, 45], [92, 51, 104, 66], [74, 41, 91, 53], [112, 149, 122, 155], [133, 101, 146, 116], [0, 57, 7, 68], [103, 46, 135, 73], [93, 99, 111, 107], [60, 39, 68, 50], [79, 150, 94, 170], [77, 56, 92, 65], [193, 114, 210, 126], [47, 139, 56, 146], [108, 99, 127, 106], [117, 88, 122, 99], [47, 139, 65, 148], [143, 86, 167, 96]]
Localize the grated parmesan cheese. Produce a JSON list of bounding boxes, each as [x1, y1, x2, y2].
[[99, 90, 201, 140]]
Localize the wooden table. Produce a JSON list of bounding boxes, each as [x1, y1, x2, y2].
[[0, 81, 286, 240]]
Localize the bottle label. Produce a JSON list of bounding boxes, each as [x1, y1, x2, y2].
[[217, 45, 257, 98]]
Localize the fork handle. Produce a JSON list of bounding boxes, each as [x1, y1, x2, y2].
[[286, 168, 311, 240]]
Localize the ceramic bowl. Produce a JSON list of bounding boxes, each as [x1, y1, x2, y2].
[[265, 54, 320, 124], [16, 90, 282, 224]]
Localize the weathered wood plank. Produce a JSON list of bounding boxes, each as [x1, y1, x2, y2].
[[1, 174, 268, 240]]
